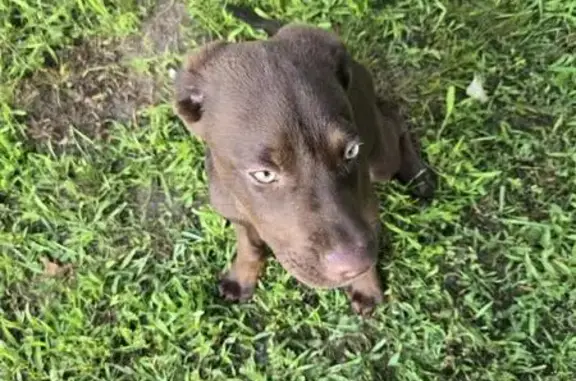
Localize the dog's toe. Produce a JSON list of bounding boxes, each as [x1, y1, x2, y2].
[[218, 273, 255, 302]]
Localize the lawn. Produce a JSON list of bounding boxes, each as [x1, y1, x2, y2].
[[1, 0, 575, 380]]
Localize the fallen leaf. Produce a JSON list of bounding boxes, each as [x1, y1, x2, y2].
[[466, 74, 489, 103], [40, 257, 73, 277], [168, 68, 176, 80]]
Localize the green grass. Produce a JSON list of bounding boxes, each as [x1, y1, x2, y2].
[[1, 0, 575, 379]]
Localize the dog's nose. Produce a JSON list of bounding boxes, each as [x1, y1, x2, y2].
[[324, 245, 375, 281]]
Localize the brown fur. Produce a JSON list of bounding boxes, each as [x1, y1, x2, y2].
[[173, 6, 436, 315]]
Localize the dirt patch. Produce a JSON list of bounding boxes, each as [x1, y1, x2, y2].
[[16, 38, 142, 143], [15, 0, 200, 146]]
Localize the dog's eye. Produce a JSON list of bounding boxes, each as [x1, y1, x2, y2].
[[250, 170, 277, 184], [344, 141, 361, 160]]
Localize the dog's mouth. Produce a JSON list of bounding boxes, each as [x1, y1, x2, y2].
[[273, 251, 374, 289]]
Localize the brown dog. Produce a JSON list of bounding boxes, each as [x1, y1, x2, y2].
[[173, 5, 436, 315]]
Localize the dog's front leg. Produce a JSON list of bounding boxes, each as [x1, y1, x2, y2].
[[344, 266, 384, 316], [219, 222, 268, 302]]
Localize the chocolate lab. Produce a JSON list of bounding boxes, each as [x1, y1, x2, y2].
[[173, 5, 436, 315]]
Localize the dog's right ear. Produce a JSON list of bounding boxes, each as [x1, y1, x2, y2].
[[174, 41, 228, 139]]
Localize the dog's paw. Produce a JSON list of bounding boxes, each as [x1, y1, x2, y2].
[[218, 273, 255, 302], [344, 273, 384, 317], [347, 288, 383, 316], [407, 166, 437, 202]]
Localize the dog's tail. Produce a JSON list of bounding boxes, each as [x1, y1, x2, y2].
[[225, 4, 285, 36]]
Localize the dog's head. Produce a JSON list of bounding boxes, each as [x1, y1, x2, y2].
[[174, 26, 379, 288]]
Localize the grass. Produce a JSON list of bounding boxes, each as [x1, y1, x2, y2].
[[1, 0, 575, 379]]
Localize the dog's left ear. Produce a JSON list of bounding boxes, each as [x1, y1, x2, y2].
[[174, 41, 228, 139], [333, 47, 352, 91]]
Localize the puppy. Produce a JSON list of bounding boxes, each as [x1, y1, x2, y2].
[[173, 5, 436, 315]]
